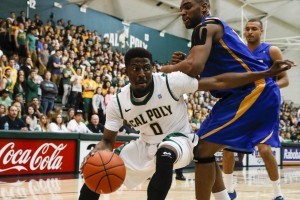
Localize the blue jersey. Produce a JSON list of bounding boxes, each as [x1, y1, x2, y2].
[[252, 43, 277, 81], [193, 16, 273, 99], [194, 17, 281, 153], [252, 43, 273, 67]]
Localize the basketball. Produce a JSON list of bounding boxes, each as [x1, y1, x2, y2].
[[82, 151, 126, 194]]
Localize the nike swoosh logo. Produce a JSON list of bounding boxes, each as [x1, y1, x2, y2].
[[125, 109, 131, 112]]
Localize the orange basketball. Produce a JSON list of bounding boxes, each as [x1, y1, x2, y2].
[[82, 151, 126, 194]]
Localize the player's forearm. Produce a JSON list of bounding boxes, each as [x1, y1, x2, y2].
[[198, 71, 269, 91], [277, 78, 289, 88], [98, 139, 115, 151], [218, 71, 273, 89], [276, 72, 289, 88], [162, 56, 204, 78], [97, 129, 118, 151]]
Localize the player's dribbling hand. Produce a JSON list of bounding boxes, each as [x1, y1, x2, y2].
[[268, 59, 296, 76], [172, 51, 186, 64], [79, 149, 112, 174], [80, 149, 98, 174]]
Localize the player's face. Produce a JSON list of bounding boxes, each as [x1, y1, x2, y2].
[[126, 57, 153, 97], [244, 22, 263, 44], [180, 0, 205, 29]]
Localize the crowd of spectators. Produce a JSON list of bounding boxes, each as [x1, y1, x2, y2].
[[0, 11, 300, 143], [0, 11, 128, 134], [279, 101, 300, 143]]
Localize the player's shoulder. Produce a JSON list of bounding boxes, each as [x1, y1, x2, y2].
[[153, 71, 190, 82], [269, 45, 281, 52], [259, 42, 272, 48], [114, 84, 130, 99], [199, 16, 223, 27], [203, 16, 221, 23]]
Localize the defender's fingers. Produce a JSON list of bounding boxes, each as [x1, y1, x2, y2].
[[275, 59, 295, 66]]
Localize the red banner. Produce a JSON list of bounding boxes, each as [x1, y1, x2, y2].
[[0, 139, 76, 175]]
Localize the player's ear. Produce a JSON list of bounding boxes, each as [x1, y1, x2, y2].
[[200, 2, 209, 15]]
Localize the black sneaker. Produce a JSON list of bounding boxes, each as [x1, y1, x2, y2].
[[175, 174, 186, 181], [273, 196, 285, 200]]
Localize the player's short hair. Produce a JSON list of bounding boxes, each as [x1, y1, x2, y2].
[[195, 0, 209, 3], [125, 48, 153, 67], [248, 18, 263, 28]]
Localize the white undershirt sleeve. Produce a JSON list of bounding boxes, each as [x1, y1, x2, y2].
[[104, 96, 124, 132], [167, 71, 198, 98]]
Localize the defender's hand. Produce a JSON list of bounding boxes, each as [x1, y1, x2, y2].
[[268, 60, 296, 76], [172, 51, 186, 64]]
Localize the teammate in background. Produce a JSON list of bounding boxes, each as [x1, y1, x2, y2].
[[175, 167, 186, 180], [160, 0, 295, 199], [78, 47, 293, 200], [222, 18, 288, 200]]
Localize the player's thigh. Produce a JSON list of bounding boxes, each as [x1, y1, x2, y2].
[[159, 134, 197, 169], [115, 139, 154, 169], [115, 140, 156, 189]]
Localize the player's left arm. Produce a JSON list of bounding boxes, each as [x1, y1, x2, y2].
[[270, 46, 289, 88], [198, 60, 295, 91]]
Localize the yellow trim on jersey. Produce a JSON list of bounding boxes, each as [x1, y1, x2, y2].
[[200, 83, 265, 139], [200, 39, 266, 139], [260, 131, 273, 144], [219, 39, 266, 87]]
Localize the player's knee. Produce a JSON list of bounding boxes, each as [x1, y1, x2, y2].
[[193, 155, 216, 164], [258, 144, 272, 158], [193, 140, 221, 158], [156, 147, 176, 165], [193, 141, 210, 158], [223, 150, 234, 160], [259, 148, 272, 158]]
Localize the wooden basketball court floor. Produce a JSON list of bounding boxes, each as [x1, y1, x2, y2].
[[1, 166, 300, 200]]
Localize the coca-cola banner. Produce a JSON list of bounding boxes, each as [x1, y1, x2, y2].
[[0, 139, 77, 175]]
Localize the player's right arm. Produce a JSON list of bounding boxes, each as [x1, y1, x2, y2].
[[160, 22, 223, 77], [80, 96, 122, 171], [80, 128, 118, 172], [94, 128, 118, 152]]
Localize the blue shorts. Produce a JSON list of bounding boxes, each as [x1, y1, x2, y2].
[[196, 80, 281, 154]]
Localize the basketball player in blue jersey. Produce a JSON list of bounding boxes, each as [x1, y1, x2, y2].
[[78, 47, 293, 200], [222, 19, 289, 200], [160, 0, 295, 200]]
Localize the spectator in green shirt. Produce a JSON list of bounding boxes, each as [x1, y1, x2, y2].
[[26, 69, 39, 106]]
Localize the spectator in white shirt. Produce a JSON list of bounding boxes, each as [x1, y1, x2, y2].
[[70, 68, 83, 109], [67, 109, 92, 133], [49, 113, 69, 132]]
